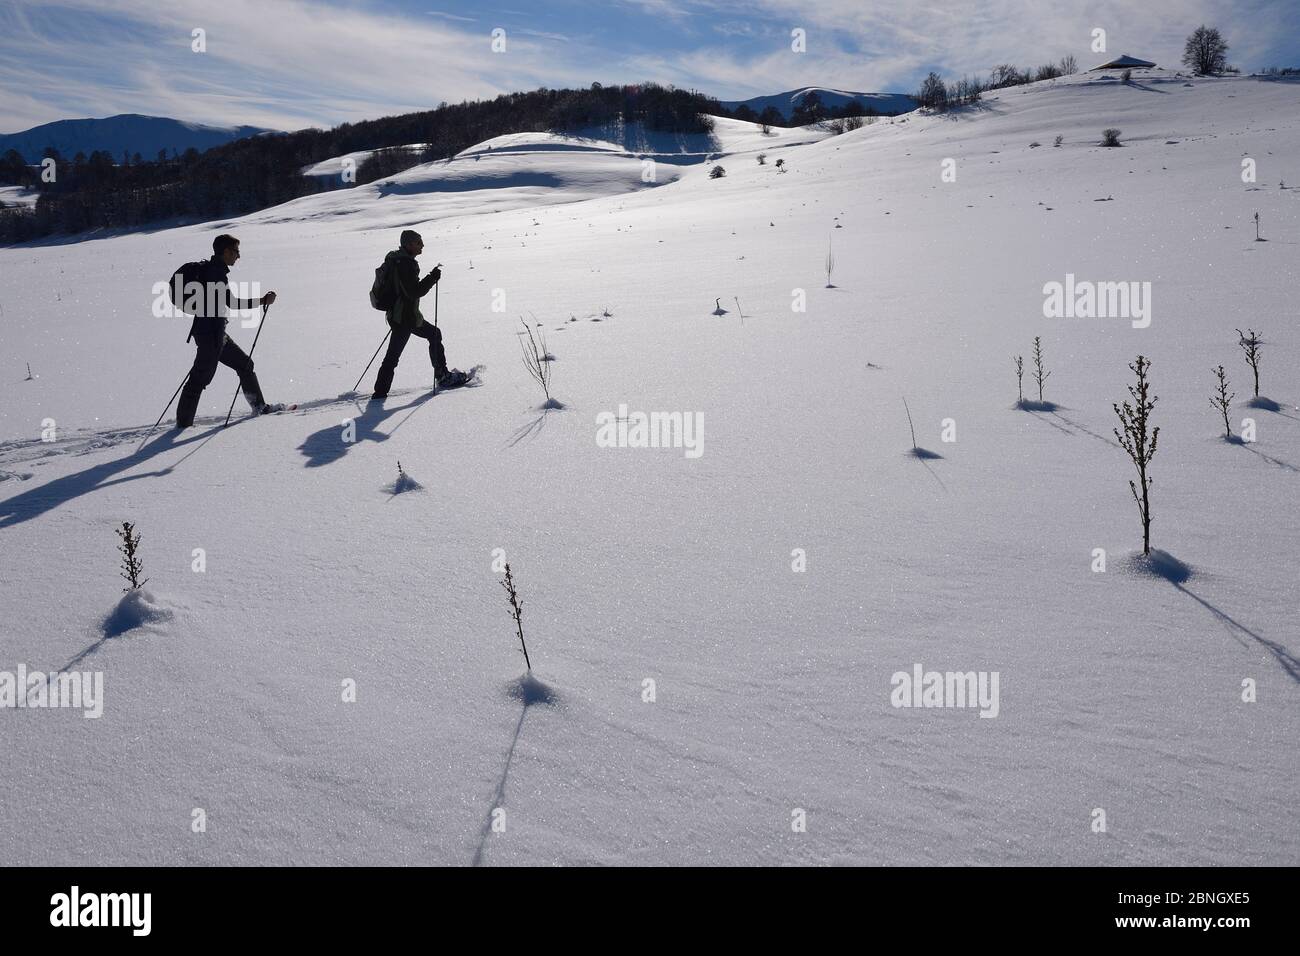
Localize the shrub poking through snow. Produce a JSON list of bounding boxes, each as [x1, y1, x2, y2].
[[1014, 355, 1024, 404], [1054, 134, 1064, 147], [1032, 336, 1051, 403], [756, 153, 767, 165], [709, 165, 726, 179], [389, 459, 422, 494], [500, 562, 532, 671], [519, 318, 556, 407], [1210, 365, 1234, 439], [825, 237, 835, 287], [1236, 328, 1262, 397], [1101, 128, 1122, 147], [115, 521, 147, 592], [1113, 356, 1160, 556]]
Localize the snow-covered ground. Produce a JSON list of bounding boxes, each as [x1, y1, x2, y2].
[[1, 71, 1297, 865], [0, 185, 37, 208]]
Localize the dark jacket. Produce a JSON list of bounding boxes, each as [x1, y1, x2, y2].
[[385, 249, 440, 331], [187, 256, 262, 341]]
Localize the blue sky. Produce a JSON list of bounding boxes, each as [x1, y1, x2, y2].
[[2, 0, 1298, 133]]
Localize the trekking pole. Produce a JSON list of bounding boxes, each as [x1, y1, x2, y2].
[[224, 302, 271, 427], [136, 371, 190, 452], [352, 328, 391, 393], [433, 280, 439, 329]]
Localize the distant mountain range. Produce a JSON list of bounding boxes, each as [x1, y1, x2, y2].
[[0, 114, 275, 163], [720, 87, 917, 120]]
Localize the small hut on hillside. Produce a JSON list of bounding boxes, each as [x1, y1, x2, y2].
[[1090, 54, 1157, 71]]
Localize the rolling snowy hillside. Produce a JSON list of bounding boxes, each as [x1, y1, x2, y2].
[[1, 70, 1297, 866]]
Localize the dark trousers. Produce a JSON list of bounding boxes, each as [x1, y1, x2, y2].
[[176, 332, 264, 427], [373, 322, 446, 396]]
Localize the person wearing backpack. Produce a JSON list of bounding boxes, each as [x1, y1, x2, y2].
[[174, 233, 279, 429], [370, 229, 469, 399]]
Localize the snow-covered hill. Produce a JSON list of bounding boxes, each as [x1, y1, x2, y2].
[[1, 71, 1297, 866]]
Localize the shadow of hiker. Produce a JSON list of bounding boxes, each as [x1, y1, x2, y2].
[[471, 674, 558, 867], [0, 426, 220, 529], [297, 391, 435, 468]]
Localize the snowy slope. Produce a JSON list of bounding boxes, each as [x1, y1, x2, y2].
[[0, 186, 37, 208], [1, 73, 1298, 866]]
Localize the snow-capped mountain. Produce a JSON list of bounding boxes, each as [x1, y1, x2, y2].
[[0, 114, 275, 163], [721, 87, 917, 119]]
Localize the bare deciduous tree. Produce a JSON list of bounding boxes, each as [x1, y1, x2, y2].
[[1113, 355, 1160, 556], [917, 71, 948, 110], [1183, 25, 1229, 75]]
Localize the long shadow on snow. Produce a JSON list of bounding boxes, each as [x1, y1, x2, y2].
[[0, 426, 222, 529], [1225, 435, 1300, 472], [471, 676, 557, 866], [1173, 583, 1300, 685], [297, 391, 436, 467], [1140, 550, 1300, 684]]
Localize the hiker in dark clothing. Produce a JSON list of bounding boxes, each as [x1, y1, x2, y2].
[[175, 234, 278, 428], [372, 229, 469, 399]]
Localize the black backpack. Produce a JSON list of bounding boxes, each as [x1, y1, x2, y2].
[[169, 260, 207, 314], [370, 259, 398, 311]]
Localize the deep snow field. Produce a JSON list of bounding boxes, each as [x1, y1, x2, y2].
[[1, 70, 1297, 866]]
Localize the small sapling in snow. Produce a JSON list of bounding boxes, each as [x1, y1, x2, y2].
[[500, 562, 532, 671], [1236, 328, 1262, 397], [116, 521, 148, 592], [1210, 365, 1234, 439], [825, 237, 835, 288], [519, 318, 558, 407], [1113, 356, 1160, 556], [1033, 336, 1051, 403], [709, 165, 726, 179], [1014, 355, 1024, 404]]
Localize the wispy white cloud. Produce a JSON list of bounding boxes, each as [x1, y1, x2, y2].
[[0, 0, 593, 131]]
